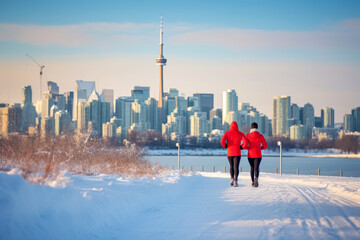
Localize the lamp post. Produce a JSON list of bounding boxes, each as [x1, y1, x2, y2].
[[176, 142, 180, 170], [277, 141, 282, 176]]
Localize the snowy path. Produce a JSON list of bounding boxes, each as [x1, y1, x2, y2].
[[1, 171, 360, 240]]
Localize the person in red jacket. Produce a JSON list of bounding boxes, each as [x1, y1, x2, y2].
[[243, 122, 268, 187], [220, 121, 247, 187]]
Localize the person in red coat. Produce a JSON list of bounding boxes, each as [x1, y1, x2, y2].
[[243, 122, 268, 187], [220, 121, 247, 187]]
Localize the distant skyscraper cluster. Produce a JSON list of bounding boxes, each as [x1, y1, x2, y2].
[[221, 89, 270, 137], [269, 95, 355, 141]]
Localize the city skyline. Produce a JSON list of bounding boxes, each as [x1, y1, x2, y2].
[[1, 80, 360, 141], [1, 0, 360, 122]]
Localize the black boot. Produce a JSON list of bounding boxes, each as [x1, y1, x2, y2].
[[233, 180, 238, 187], [254, 178, 259, 187]]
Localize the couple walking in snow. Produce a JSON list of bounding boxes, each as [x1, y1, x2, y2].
[[221, 121, 268, 187]]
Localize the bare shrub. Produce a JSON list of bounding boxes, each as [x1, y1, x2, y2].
[[0, 134, 165, 185]]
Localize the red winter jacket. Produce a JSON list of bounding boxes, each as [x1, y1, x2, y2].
[[243, 130, 268, 158], [220, 121, 247, 156]]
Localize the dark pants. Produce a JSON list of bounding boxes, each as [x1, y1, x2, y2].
[[248, 158, 262, 182], [227, 156, 241, 181]]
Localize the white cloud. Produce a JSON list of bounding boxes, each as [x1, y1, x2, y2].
[[0, 23, 156, 47], [170, 19, 360, 51], [1, 19, 359, 51]]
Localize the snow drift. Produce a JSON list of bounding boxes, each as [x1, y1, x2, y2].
[[0, 171, 359, 240]]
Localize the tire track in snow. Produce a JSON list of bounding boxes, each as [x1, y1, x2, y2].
[[289, 184, 360, 239], [305, 187, 360, 233]]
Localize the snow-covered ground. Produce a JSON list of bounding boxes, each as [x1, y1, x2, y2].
[[146, 148, 360, 158], [1, 170, 360, 240]]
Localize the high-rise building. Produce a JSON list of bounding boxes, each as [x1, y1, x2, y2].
[[145, 98, 160, 132], [162, 109, 187, 138], [0, 105, 22, 137], [185, 107, 197, 135], [78, 90, 111, 136], [291, 104, 300, 125], [55, 94, 66, 111], [313, 127, 338, 140], [210, 109, 222, 122], [248, 110, 261, 131], [110, 116, 121, 129], [64, 91, 74, 119], [77, 101, 89, 132], [302, 103, 315, 138], [92, 100, 110, 136], [187, 96, 199, 109], [175, 96, 188, 112], [101, 89, 114, 116], [223, 111, 239, 130], [351, 107, 360, 132], [156, 16, 167, 123], [272, 96, 291, 136], [40, 117, 54, 138], [89, 96, 110, 137], [239, 102, 250, 111], [190, 112, 208, 137], [315, 116, 323, 128], [193, 93, 214, 120], [55, 110, 70, 136], [47, 81, 59, 95], [165, 88, 179, 98], [88, 90, 101, 103], [21, 85, 37, 131], [40, 93, 55, 118], [115, 96, 134, 137], [210, 116, 222, 131], [131, 99, 148, 132], [223, 89, 238, 128], [260, 114, 270, 136], [164, 95, 177, 118], [322, 107, 335, 128], [299, 107, 304, 125], [73, 80, 95, 121], [237, 110, 248, 131], [343, 114, 354, 132], [22, 85, 32, 106], [102, 122, 116, 139], [131, 86, 150, 103], [290, 125, 304, 140], [50, 104, 59, 117]]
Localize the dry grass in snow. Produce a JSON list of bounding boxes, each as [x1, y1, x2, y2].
[[0, 135, 164, 185]]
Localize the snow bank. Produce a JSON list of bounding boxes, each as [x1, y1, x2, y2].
[[1, 170, 359, 239]]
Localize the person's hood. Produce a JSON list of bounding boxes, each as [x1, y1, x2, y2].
[[230, 121, 239, 131]]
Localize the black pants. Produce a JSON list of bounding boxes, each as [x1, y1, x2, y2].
[[248, 158, 262, 182], [227, 156, 241, 181]]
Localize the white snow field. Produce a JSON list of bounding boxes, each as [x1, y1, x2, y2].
[[1, 170, 360, 240]]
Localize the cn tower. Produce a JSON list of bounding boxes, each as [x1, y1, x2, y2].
[[156, 16, 167, 122]]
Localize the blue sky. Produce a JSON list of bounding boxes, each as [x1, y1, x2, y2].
[[1, 0, 359, 29], [0, 0, 359, 121]]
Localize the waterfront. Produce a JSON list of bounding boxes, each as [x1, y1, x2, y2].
[[148, 155, 360, 177]]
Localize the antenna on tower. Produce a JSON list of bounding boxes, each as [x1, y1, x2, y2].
[[160, 15, 163, 46]]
